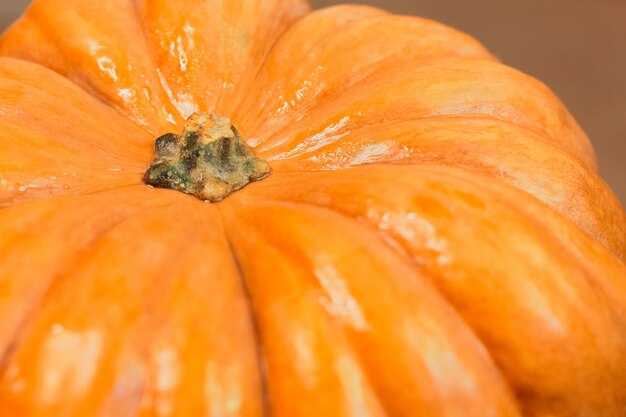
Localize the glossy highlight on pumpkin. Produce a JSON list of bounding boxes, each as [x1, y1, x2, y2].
[[0, 0, 624, 416]]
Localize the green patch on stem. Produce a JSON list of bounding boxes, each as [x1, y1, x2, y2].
[[144, 113, 271, 202]]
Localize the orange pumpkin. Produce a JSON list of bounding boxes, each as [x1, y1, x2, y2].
[[0, 0, 625, 416]]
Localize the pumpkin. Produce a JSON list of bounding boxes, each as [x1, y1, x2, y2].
[[0, 0, 625, 415]]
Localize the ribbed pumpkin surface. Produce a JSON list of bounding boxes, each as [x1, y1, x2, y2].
[[0, 1, 625, 416]]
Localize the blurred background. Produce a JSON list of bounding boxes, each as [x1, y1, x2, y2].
[[1, 0, 624, 205]]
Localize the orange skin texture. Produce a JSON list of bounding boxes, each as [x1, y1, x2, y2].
[[0, 1, 625, 416]]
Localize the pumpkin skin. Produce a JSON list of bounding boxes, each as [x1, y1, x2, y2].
[[0, 0, 625, 416]]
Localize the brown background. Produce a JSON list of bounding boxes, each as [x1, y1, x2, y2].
[[1, 0, 625, 205]]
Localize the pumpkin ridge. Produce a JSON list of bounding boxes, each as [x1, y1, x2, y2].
[[0, 187, 190, 366], [243, 166, 626, 413], [266, 110, 625, 258], [0, 203, 160, 382], [218, 205, 386, 414], [131, 0, 193, 128], [22, 18, 150, 132], [216, 207, 273, 416], [220, 197, 521, 415], [254, 58, 595, 170], [266, 114, 576, 162]]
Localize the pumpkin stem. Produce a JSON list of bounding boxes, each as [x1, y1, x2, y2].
[[143, 113, 271, 202]]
